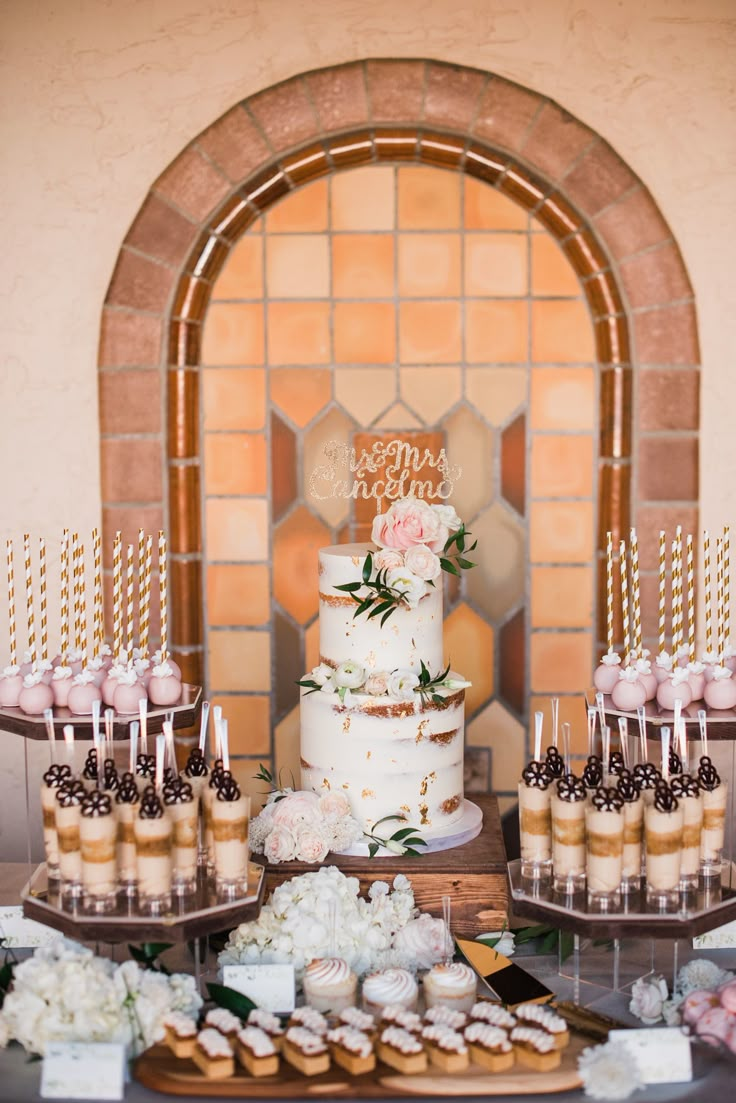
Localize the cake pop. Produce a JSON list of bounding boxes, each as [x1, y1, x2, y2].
[[101, 663, 125, 707], [654, 651, 673, 684], [701, 649, 720, 683], [51, 665, 74, 707], [67, 670, 102, 716], [148, 661, 182, 706], [0, 664, 23, 707], [593, 651, 621, 694], [133, 657, 152, 689], [152, 649, 182, 682], [113, 668, 147, 714], [633, 657, 657, 701], [86, 656, 107, 688], [675, 644, 691, 669], [704, 666, 736, 711], [611, 667, 647, 712], [656, 666, 693, 710], [66, 648, 85, 677], [686, 660, 706, 701], [36, 658, 54, 686], [18, 671, 54, 715]]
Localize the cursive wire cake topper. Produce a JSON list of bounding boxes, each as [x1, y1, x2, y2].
[[308, 439, 462, 505]]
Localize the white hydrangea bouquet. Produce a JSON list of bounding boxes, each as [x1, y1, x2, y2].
[[219, 865, 448, 980], [0, 938, 201, 1056]]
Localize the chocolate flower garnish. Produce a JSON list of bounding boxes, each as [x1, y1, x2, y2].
[[163, 766, 176, 785], [81, 790, 113, 817], [136, 753, 156, 779], [139, 789, 165, 819], [103, 761, 119, 792], [591, 786, 624, 812], [216, 771, 242, 802], [633, 762, 661, 790], [668, 749, 683, 775], [43, 763, 72, 788], [617, 770, 641, 803], [608, 750, 625, 776], [698, 755, 721, 791], [115, 772, 139, 804], [671, 774, 700, 798], [56, 780, 86, 807], [521, 760, 552, 790], [653, 783, 679, 813], [556, 773, 586, 803], [545, 746, 564, 778], [582, 755, 603, 790], [184, 748, 208, 777], [163, 778, 194, 805], [208, 757, 226, 790], [82, 749, 98, 780]]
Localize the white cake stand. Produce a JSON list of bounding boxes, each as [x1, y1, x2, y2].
[[340, 798, 484, 857]]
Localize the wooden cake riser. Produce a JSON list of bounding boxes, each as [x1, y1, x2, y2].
[[257, 795, 508, 938], [135, 1035, 585, 1097]]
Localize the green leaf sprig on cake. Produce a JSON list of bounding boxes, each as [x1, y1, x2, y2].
[[298, 659, 470, 709], [333, 498, 476, 622]]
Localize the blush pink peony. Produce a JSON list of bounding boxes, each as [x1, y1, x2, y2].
[[270, 791, 321, 830], [374, 549, 405, 572], [318, 791, 351, 818], [393, 914, 448, 970], [263, 824, 297, 863], [371, 498, 444, 552], [295, 826, 329, 863]]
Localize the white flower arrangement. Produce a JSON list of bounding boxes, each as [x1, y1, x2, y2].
[[628, 959, 736, 1027], [219, 866, 447, 980], [578, 1039, 644, 1100], [628, 973, 669, 1025], [0, 939, 201, 1056], [248, 789, 363, 863], [299, 658, 470, 708]]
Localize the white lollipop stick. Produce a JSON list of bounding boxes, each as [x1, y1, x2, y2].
[[155, 733, 165, 793], [63, 724, 75, 768], [213, 705, 223, 759], [551, 697, 559, 750], [602, 725, 611, 785], [661, 727, 671, 782], [103, 705, 113, 764], [618, 716, 629, 769], [698, 708, 708, 759], [44, 708, 56, 762], [163, 720, 175, 774], [139, 698, 148, 755], [595, 692, 606, 735], [678, 718, 688, 770], [587, 707, 597, 758], [533, 711, 543, 762], [221, 719, 230, 773], [636, 705, 648, 763], [442, 894, 453, 964], [129, 720, 139, 773], [93, 728, 104, 790], [562, 722, 572, 775], [198, 701, 210, 756], [91, 697, 101, 752]]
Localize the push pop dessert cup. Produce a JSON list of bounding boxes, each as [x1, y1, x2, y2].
[[40, 763, 72, 879], [518, 760, 552, 880], [134, 786, 173, 913], [670, 773, 703, 890], [422, 961, 477, 1013], [55, 779, 87, 896], [698, 756, 727, 880], [617, 770, 643, 891], [114, 772, 140, 889], [211, 772, 250, 894], [645, 782, 684, 910], [163, 777, 198, 894], [585, 787, 625, 910], [550, 773, 587, 893], [79, 790, 118, 911]]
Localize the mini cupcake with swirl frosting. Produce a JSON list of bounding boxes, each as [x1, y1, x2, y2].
[[422, 961, 477, 1013], [362, 968, 418, 1017], [303, 956, 358, 1014]]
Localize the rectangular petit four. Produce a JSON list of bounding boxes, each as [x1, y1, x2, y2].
[[282, 1026, 330, 1076], [376, 1026, 427, 1074], [469, 1001, 517, 1030], [191, 1028, 235, 1079], [337, 1006, 376, 1035], [379, 1005, 423, 1034], [246, 1008, 285, 1050], [162, 1012, 197, 1058], [510, 1025, 561, 1071], [423, 1006, 468, 1031], [235, 1026, 279, 1077], [514, 1002, 570, 1049], [288, 1006, 329, 1036], [327, 1026, 376, 1076], [204, 1007, 241, 1045], [420, 1024, 469, 1073], [463, 1021, 514, 1073]]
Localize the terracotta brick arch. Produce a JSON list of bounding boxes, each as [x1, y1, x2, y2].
[[98, 59, 699, 687]]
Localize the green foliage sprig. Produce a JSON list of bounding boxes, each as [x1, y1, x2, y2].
[[363, 813, 427, 859], [439, 524, 477, 577], [334, 552, 407, 625]]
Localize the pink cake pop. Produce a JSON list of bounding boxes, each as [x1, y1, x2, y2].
[[687, 660, 706, 701], [51, 665, 73, 707], [611, 667, 647, 712], [113, 669, 147, 714], [704, 666, 736, 710], [675, 644, 691, 669], [695, 1006, 734, 1046], [66, 648, 85, 677], [36, 658, 54, 686], [86, 656, 107, 688], [0, 665, 23, 707], [633, 657, 657, 701], [148, 661, 182, 706], [593, 651, 621, 694], [682, 989, 719, 1026], [101, 663, 125, 707], [133, 657, 152, 689], [18, 671, 54, 715], [654, 651, 673, 684], [67, 671, 102, 716], [702, 649, 720, 682], [656, 667, 693, 710], [719, 981, 736, 1013], [152, 649, 182, 681]]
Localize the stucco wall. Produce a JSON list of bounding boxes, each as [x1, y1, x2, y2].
[[1, 0, 735, 858]]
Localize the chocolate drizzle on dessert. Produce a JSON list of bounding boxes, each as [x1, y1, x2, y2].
[[136, 753, 156, 779], [163, 778, 194, 805], [81, 790, 113, 817], [616, 770, 641, 803], [139, 788, 165, 819], [43, 763, 72, 788], [56, 780, 86, 807], [591, 786, 624, 812], [545, 746, 564, 778], [521, 760, 551, 789], [216, 772, 241, 802], [82, 749, 98, 781], [653, 782, 679, 813], [671, 774, 700, 798], [184, 748, 208, 777], [668, 749, 683, 775], [608, 750, 625, 776], [115, 772, 139, 804], [102, 759, 119, 792], [633, 762, 661, 790], [556, 773, 586, 803], [582, 755, 603, 790], [698, 755, 721, 792], [208, 758, 226, 790]]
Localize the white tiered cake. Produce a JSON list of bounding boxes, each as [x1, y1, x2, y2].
[[299, 540, 471, 843]]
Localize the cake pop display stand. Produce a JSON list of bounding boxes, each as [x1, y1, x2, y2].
[[259, 794, 507, 939]]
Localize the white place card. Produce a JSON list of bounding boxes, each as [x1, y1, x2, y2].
[[0, 906, 57, 948], [693, 918, 736, 949], [41, 1042, 125, 1100], [609, 1028, 692, 1084], [222, 963, 295, 1013]]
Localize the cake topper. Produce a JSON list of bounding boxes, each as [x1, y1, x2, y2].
[[308, 439, 461, 506]]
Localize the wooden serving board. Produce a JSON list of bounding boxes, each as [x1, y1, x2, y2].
[[135, 1035, 585, 1097]]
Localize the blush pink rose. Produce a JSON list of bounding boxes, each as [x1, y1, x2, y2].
[[364, 671, 390, 696], [318, 791, 351, 818], [263, 824, 297, 863], [404, 544, 442, 581], [295, 826, 329, 863], [371, 498, 443, 551], [393, 915, 448, 969], [374, 549, 405, 572], [270, 791, 321, 830]]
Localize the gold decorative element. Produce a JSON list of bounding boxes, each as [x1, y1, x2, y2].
[[319, 592, 357, 608], [440, 795, 461, 815], [400, 804, 410, 814], [300, 756, 312, 769], [322, 778, 331, 790], [419, 771, 436, 797], [416, 719, 430, 743], [430, 727, 460, 745], [308, 438, 461, 505], [419, 802, 430, 825], [361, 788, 375, 799], [366, 751, 372, 759], [342, 716, 351, 733]]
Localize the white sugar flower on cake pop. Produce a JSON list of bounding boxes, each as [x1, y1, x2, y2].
[[593, 650, 620, 694]]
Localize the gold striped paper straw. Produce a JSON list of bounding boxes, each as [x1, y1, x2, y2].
[[671, 539, 679, 653], [78, 542, 87, 666], [112, 532, 122, 660], [60, 529, 69, 660], [92, 527, 102, 659], [725, 526, 731, 652], [658, 530, 667, 654], [137, 529, 145, 655], [158, 530, 168, 662], [716, 536, 724, 659], [126, 544, 134, 664], [704, 531, 713, 655], [6, 539, 16, 666], [686, 533, 695, 661], [39, 538, 47, 662], [24, 533, 36, 668], [674, 525, 683, 653], [72, 532, 82, 654], [620, 539, 630, 663], [140, 534, 152, 657], [630, 529, 641, 659], [606, 531, 614, 652]]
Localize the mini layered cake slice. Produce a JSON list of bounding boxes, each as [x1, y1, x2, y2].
[[288, 1006, 329, 1036], [509, 1025, 561, 1071], [379, 1005, 423, 1035], [204, 1007, 241, 1048], [246, 1008, 285, 1050], [162, 1012, 198, 1058], [420, 1023, 469, 1073], [282, 1026, 331, 1076], [469, 1001, 517, 1031], [191, 1028, 236, 1079], [235, 1025, 280, 1077], [463, 1021, 514, 1072], [327, 1025, 376, 1075], [376, 1026, 427, 1074], [514, 1002, 569, 1049]]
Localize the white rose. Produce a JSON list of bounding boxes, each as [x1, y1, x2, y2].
[[387, 669, 420, 701], [309, 663, 335, 686], [431, 503, 462, 531], [374, 549, 405, 572], [295, 826, 330, 863], [319, 675, 336, 694], [404, 544, 442, 581], [264, 824, 297, 863], [334, 660, 365, 689], [628, 974, 668, 1024], [318, 791, 351, 818], [385, 566, 428, 609], [393, 915, 448, 970], [364, 671, 390, 696]]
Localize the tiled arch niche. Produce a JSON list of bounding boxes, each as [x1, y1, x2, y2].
[[99, 60, 699, 806]]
